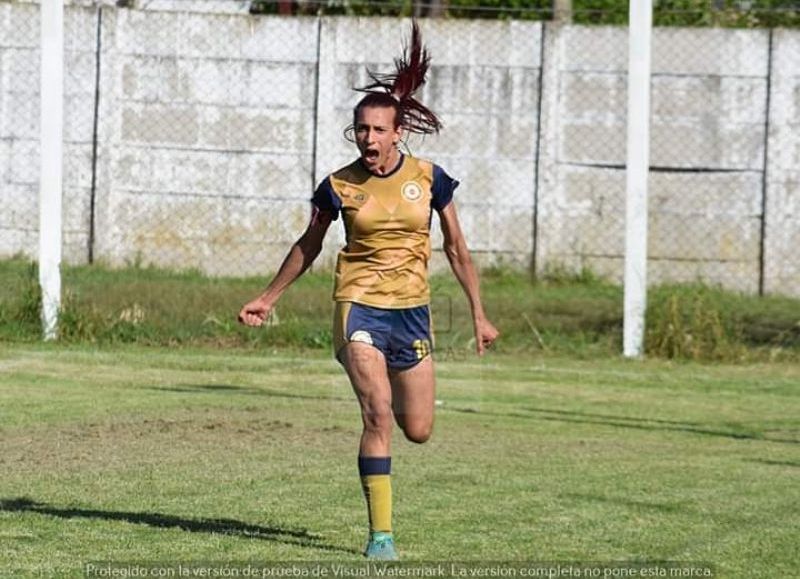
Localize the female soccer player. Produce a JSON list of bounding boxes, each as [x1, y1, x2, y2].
[[238, 21, 499, 560]]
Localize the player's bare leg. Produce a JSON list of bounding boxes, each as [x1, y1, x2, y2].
[[390, 356, 435, 444], [341, 342, 394, 455], [340, 342, 398, 560]]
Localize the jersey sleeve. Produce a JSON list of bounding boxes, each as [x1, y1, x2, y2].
[[431, 165, 459, 211], [311, 177, 342, 221]]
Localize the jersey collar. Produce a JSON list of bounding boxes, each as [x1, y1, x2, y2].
[[358, 153, 405, 179]]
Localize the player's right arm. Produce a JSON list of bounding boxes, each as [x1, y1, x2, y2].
[[237, 206, 333, 327]]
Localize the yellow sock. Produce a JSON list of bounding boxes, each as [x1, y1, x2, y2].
[[358, 456, 392, 533]]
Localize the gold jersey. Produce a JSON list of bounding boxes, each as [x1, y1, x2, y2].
[[312, 155, 458, 308]]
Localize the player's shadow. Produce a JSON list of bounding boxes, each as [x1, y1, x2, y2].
[[446, 405, 799, 445], [0, 497, 360, 555]]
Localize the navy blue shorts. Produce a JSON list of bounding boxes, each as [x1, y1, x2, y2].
[[333, 302, 433, 370]]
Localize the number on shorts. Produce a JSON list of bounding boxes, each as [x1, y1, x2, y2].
[[412, 339, 431, 360]]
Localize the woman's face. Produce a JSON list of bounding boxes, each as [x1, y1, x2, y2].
[[355, 106, 403, 175]]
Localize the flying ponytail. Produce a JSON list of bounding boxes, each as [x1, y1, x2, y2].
[[351, 20, 442, 136]]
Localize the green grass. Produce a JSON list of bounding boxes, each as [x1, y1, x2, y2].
[[0, 343, 798, 577], [1, 258, 799, 362]]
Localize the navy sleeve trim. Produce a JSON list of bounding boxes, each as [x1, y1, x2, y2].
[[311, 177, 341, 221], [431, 164, 459, 211]]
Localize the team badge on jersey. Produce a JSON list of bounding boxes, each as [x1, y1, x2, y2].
[[401, 181, 423, 202], [342, 187, 368, 207]]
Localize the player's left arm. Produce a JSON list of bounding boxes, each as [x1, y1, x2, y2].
[[437, 201, 499, 355]]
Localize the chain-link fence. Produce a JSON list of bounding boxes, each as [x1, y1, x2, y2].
[[1, 0, 799, 338], [1, 1, 42, 265], [543, 25, 770, 293]]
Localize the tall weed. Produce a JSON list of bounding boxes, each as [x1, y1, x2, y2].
[[646, 285, 746, 361]]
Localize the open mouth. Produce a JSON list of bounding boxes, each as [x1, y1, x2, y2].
[[364, 149, 380, 162]]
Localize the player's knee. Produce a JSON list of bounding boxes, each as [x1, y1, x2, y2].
[[362, 403, 394, 435], [403, 423, 433, 444]]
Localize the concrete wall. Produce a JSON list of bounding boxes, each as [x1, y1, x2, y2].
[[0, 2, 98, 264], [1, 3, 798, 295], [93, 9, 318, 274], [313, 17, 542, 270], [537, 25, 769, 292], [764, 30, 800, 296]]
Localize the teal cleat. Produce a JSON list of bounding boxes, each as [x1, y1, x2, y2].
[[364, 531, 399, 561]]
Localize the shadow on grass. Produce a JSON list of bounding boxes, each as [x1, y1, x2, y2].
[[563, 493, 688, 514], [147, 384, 352, 403], [746, 458, 800, 468], [445, 406, 799, 445], [0, 497, 360, 555]]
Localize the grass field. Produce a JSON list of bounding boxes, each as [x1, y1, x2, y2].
[[2, 258, 799, 361], [1, 344, 798, 578]]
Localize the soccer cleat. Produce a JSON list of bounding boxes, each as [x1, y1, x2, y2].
[[364, 531, 399, 561]]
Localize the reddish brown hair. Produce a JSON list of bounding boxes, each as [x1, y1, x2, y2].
[[349, 20, 442, 136]]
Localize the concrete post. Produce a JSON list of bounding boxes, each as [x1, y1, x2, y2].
[[40, 0, 64, 340]]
